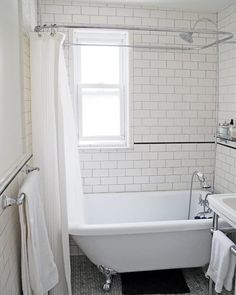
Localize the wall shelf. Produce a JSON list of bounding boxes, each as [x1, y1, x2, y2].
[[217, 136, 236, 149]]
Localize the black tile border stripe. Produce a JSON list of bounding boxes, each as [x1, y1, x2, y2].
[[217, 142, 236, 150], [134, 141, 215, 145]]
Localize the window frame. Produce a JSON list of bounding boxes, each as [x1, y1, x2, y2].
[[73, 29, 129, 149]]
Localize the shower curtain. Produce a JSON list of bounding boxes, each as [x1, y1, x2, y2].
[[30, 32, 84, 295]]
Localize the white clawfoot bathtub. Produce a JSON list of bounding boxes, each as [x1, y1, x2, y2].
[[69, 190, 214, 290]]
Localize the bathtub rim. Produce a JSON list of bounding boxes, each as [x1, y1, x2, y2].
[[69, 189, 214, 236], [69, 218, 215, 236]]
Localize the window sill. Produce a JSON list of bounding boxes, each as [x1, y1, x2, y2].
[[77, 140, 131, 150]]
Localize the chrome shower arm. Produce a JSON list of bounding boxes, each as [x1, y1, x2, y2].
[[192, 18, 217, 31]]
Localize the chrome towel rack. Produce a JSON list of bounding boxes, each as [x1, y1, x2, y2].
[[0, 154, 39, 210]]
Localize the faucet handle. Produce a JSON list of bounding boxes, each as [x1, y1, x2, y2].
[[199, 194, 204, 205]]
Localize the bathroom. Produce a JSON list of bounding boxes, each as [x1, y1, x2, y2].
[[1, 0, 236, 294]]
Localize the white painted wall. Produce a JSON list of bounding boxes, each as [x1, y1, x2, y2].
[[0, 0, 24, 179], [0, 0, 35, 293]]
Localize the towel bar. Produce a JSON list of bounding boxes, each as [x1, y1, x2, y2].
[[2, 193, 25, 209], [1, 162, 40, 210], [210, 227, 235, 234]]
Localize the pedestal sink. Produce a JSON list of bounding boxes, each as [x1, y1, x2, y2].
[[208, 194, 236, 228]]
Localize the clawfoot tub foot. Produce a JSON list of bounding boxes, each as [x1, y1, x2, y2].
[[98, 265, 117, 292]]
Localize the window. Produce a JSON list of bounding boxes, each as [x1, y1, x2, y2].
[[74, 30, 129, 148]]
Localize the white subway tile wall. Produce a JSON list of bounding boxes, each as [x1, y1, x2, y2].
[[40, 0, 217, 195], [218, 3, 236, 123], [215, 144, 236, 193], [80, 143, 215, 192], [215, 1, 236, 193], [0, 0, 35, 293]]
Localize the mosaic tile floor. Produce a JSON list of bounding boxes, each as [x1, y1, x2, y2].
[[71, 255, 234, 295]]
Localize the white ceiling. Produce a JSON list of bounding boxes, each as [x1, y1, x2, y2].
[[77, 0, 235, 12]]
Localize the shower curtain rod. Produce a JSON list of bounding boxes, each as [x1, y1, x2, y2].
[[34, 24, 233, 51], [66, 42, 201, 51]]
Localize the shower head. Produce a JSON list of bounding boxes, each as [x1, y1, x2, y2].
[[195, 171, 205, 182], [195, 171, 211, 189], [179, 18, 217, 44], [179, 32, 193, 43]]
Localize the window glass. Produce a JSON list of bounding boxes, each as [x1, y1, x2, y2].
[[81, 46, 120, 84], [81, 88, 120, 137]]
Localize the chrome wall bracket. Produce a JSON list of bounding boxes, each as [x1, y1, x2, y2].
[[24, 164, 40, 174], [98, 265, 117, 292], [2, 193, 25, 209], [1, 161, 39, 210]]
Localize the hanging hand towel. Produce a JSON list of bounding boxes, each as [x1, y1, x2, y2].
[[206, 230, 236, 293], [19, 171, 58, 295]]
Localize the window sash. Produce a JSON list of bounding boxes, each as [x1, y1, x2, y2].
[[78, 85, 125, 139], [74, 30, 129, 147]]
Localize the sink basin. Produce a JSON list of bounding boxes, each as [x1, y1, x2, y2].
[[223, 198, 236, 211], [208, 194, 236, 229]]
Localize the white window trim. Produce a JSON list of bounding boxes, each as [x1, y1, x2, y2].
[[73, 29, 129, 149]]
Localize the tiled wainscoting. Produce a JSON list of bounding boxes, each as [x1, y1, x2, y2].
[[0, 177, 22, 294]]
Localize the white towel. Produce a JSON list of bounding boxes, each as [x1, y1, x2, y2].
[[206, 230, 236, 293], [19, 171, 59, 295]]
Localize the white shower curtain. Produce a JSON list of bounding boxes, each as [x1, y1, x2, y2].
[[30, 32, 84, 295]]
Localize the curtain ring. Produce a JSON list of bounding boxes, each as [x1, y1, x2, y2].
[[35, 25, 42, 37], [53, 24, 57, 35], [50, 24, 57, 36]]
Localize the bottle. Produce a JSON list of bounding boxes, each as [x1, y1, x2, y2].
[[231, 127, 236, 140], [229, 119, 235, 139], [218, 121, 229, 138]]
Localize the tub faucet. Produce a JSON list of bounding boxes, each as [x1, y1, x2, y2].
[[198, 192, 213, 214], [188, 171, 211, 219]]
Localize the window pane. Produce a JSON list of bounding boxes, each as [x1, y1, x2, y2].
[[81, 46, 120, 84], [81, 89, 121, 137]]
